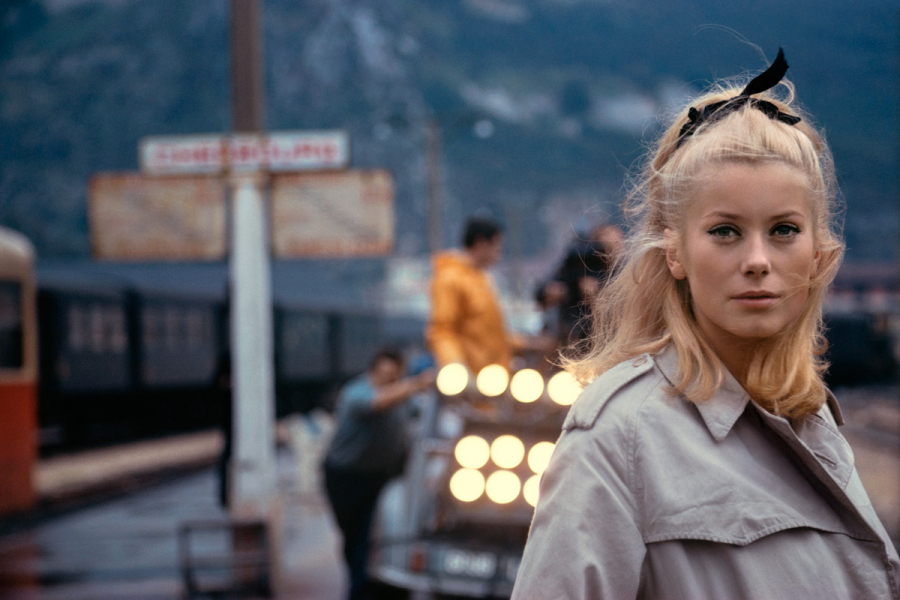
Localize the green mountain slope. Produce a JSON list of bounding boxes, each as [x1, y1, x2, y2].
[[1, 0, 896, 260]]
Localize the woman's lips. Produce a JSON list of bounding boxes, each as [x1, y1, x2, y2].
[[732, 292, 780, 309]]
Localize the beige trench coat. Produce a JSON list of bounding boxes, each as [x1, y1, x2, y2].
[[512, 345, 900, 599]]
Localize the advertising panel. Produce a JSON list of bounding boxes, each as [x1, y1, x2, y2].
[[271, 170, 394, 258], [89, 173, 227, 261]]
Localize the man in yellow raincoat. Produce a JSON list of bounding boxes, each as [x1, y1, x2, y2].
[[426, 217, 513, 373]]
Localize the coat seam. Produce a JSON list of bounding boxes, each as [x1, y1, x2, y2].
[[801, 418, 854, 489], [805, 414, 854, 457], [630, 368, 666, 538], [643, 519, 880, 546], [882, 547, 900, 599]]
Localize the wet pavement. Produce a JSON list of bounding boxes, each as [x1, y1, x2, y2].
[[0, 451, 345, 599]]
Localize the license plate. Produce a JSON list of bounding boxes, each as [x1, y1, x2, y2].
[[442, 549, 497, 578]]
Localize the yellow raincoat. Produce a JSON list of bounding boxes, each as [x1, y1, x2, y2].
[[426, 251, 511, 372]]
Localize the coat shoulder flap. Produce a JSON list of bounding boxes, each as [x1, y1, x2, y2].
[[563, 353, 655, 431]]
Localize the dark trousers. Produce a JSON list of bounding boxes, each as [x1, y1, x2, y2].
[[324, 464, 392, 600]]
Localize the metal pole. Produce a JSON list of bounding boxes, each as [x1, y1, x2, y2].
[[228, 0, 275, 519], [425, 118, 443, 254], [231, 0, 265, 132]]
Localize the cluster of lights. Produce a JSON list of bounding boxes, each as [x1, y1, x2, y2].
[[437, 363, 583, 406], [449, 435, 556, 507], [546, 371, 581, 406], [436, 363, 469, 396]]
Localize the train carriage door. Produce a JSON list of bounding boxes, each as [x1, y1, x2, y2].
[[0, 227, 37, 514]]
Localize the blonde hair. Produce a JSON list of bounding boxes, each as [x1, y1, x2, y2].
[[564, 78, 844, 419]]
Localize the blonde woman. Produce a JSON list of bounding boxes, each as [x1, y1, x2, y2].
[[511, 49, 899, 599]]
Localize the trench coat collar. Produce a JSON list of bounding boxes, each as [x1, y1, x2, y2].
[[654, 344, 844, 442], [653, 344, 748, 442]]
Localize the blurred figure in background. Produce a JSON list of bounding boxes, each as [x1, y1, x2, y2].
[[213, 352, 232, 509], [322, 348, 435, 600], [536, 223, 624, 345], [426, 217, 512, 373]]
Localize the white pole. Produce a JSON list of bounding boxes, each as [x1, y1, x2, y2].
[[228, 172, 276, 516]]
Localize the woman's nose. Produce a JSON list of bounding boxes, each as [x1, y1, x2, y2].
[[741, 235, 771, 276]]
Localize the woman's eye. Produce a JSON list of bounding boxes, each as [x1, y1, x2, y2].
[[708, 226, 738, 238], [772, 224, 800, 236]]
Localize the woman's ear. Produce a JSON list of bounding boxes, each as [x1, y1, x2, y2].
[[663, 228, 687, 280], [810, 248, 821, 277]]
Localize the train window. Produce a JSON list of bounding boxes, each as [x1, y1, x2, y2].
[[186, 309, 204, 348], [282, 314, 326, 352], [284, 317, 307, 351], [0, 281, 23, 369], [109, 306, 128, 354], [89, 305, 105, 353], [143, 307, 162, 350], [203, 312, 214, 344], [67, 305, 86, 350], [164, 307, 180, 350], [283, 321, 299, 351]]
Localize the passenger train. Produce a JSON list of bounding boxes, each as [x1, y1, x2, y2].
[[0, 227, 38, 514], [34, 278, 422, 453]]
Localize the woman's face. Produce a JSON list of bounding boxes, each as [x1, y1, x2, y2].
[[665, 162, 820, 356]]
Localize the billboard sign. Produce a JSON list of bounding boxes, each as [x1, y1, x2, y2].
[[271, 170, 394, 258], [139, 130, 350, 175], [89, 173, 227, 261]]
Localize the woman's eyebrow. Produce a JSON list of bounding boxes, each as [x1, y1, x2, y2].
[[701, 211, 741, 221], [700, 210, 806, 221], [770, 211, 806, 220]]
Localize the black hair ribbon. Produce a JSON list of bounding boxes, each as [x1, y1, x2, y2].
[[676, 48, 801, 148]]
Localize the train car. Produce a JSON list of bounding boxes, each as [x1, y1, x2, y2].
[[0, 226, 38, 514], [31, 259, 424, 453], [36, 282, 229, 448], [134, 291, 225, 433], [274, 304, 333, 416], [137, 293, 222, 388], [274, 307, 397, 416], [37, 282, 132, 449], [332, 311, 385, 380]]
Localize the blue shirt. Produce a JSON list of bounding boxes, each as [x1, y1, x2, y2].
[[324, 375, 410, 475]]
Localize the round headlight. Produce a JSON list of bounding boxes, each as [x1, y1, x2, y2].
[[523, 475, 541, 507], [455, 435, 490, 469], [485, 470, 521, 504], [449, 469, 485, 502], [490, 435, 525, 469], [476, 364, 509, 397], [437, 363, 468, 396], [510, 368, 544, 403], [548, 371, 582, 406], [527, 441, 556, 475]]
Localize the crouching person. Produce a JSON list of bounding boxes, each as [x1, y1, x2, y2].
[[323, 348, 435, 600]]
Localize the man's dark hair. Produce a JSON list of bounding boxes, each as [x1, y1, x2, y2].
[[462, 217, 503, 248], [369, 347, 405, 371]]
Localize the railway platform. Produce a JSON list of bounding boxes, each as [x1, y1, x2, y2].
[[0, 418, 345, 600]]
